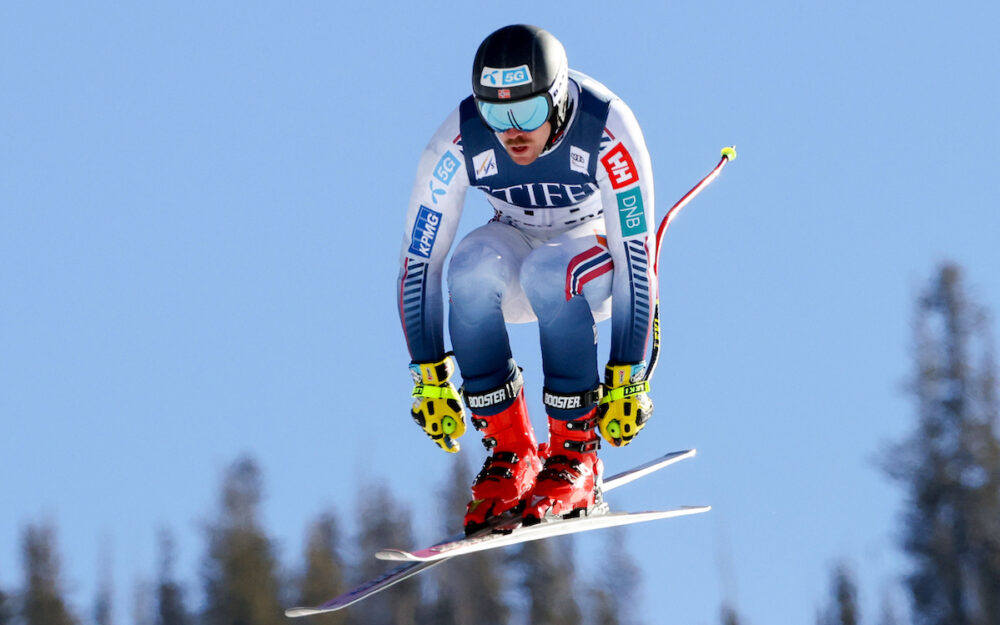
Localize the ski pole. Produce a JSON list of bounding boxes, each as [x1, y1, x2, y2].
[[645, 146, 736, 381]]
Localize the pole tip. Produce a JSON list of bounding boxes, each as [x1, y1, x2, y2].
[[720, 146, 737, 161]]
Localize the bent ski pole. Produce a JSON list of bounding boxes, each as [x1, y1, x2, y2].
[[645, 146, 736, 381]]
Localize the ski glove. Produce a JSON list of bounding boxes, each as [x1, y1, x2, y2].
[[410, 354, 467, 453], [598, 362, 653, 447]]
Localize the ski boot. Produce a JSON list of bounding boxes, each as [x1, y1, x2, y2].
[[463, 371, 542, 535], [523, 409, 604, 525]]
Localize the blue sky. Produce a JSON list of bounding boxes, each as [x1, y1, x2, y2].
[[2, 2, 999, 624]]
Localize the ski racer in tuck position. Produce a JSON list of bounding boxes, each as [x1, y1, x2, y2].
[[398, 24, 657, 534]]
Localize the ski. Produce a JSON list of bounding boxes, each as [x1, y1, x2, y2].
[[284, 448, 698, 617], [285, 558, 445, 617], [378, 505, 710, 562]]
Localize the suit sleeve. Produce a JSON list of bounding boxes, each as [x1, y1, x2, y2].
[[397, 107, 470, 364], [596, 98, 657, 364]]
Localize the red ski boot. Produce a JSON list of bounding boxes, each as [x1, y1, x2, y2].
[[464, 380, 541, 535], [523, 411, 604, 525]]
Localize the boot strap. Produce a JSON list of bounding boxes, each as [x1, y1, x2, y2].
[[559, 438, 600, 453], [474, 451, 521, 484], [538, 455, 587, 483], [463, 369, 524, 412], [564, 414, 600, 431], [475, 464, 513, 483], [542, 386, 602, 411]]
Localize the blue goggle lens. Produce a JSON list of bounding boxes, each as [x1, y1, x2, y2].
[[477, 95, 551, 132]]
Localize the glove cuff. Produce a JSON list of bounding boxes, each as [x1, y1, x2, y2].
[[601, 380, 650, 404], [604, 362, 647, 388], [410, 354, 457, 385]]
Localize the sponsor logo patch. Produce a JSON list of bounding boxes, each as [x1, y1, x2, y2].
[[570, 146, 590, 174], [480, 182, 598, 207], [428, 180, 445, 204], [544, 391, 583, 410], [601, 143, 639, 189], [466, 388, 510, 408], [433, 151, 460, 185], [472, 149, 498, 179], [616, 188, 646, 236], [428, 151, 460, 204], [408, 205, 443, 258], [480, 65, 533, 88]]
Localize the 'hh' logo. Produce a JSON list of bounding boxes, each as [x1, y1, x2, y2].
[[409, 205, 442, 259], [601, 143, 639, 190]]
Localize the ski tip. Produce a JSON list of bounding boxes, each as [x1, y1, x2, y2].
[[670, 448, 697, 461], [285, 607, 317, 618], [683, 505, 712, 514], [376, 549, 412, 561]]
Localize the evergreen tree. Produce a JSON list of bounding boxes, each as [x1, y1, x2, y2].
[[132, 580, 155, 625], [20, 521, 78, 625], [352, 482, 421, 625], [0, 587, 12, 625], [587, 528, 640, 625], [590, 588, 616, 625], [94, 580, 112, 625], [296, 512, 347, 625], [424, 453, 510, 625], [885, 263, 1000, 625], [156, 530, 189, 625], [877, 591, 902, 625], [817, 564, 860, 625], [94, 538, 113, 625], [512, 536, 581, 625], [720, 604, 742, 625], [201, 455, 284, 625]]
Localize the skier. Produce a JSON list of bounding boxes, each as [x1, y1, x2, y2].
[[398, 24, 656, 533]]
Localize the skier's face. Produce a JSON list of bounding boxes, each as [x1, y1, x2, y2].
[[500, 122, 551, 166]]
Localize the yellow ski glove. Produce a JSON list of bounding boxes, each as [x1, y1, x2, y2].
[[598, 363, 653, 447], [410, 355, 467, 453]]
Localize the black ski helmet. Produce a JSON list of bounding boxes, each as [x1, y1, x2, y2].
[[472, 25, 571, 143]]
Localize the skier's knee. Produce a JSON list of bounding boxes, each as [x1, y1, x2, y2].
[[521, 246, 569, 321], [448, 241, 511, 307]]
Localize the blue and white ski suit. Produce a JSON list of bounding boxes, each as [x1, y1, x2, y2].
[[398, 71, 656, 419]]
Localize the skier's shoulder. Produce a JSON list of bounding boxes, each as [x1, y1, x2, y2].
[[570, 69, 618, 104], [601, 97, 645, 155], [568, 70, 643, 145], [423, 103, 464, 154]]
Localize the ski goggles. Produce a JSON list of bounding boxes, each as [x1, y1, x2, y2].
[[476, 94, 551, 133]]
